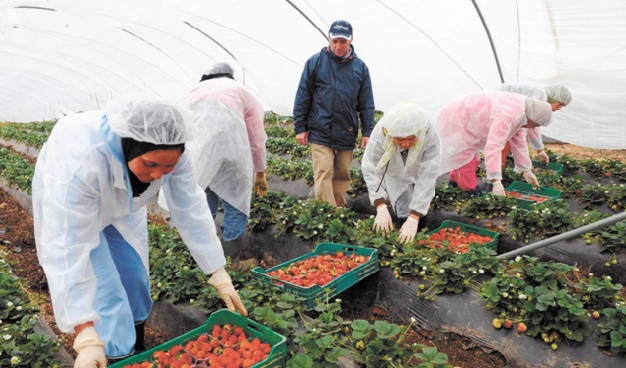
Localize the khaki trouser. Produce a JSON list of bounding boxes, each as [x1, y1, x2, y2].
[[311, 143, 353, 207]]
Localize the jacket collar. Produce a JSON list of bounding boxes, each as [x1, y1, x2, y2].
[[325, 45, 356, 62]]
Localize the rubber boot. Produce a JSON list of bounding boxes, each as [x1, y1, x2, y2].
[[222, 239, 258, 272], [134, 321, 146, 354]]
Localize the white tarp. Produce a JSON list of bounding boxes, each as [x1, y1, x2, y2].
[[1, 0, 625, 148]]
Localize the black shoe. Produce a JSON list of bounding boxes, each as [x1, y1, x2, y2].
[[134, 321, 146, 353]]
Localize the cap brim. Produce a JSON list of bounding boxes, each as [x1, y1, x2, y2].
[[329, 34, 352, 41]]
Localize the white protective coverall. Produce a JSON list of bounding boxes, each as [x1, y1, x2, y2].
[[159, 76, 267, 217], [32, 98, 226, 357], [362, 103, 442, 218], [435, 91, 552, 181]]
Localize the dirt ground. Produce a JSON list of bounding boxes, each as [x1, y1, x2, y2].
[[1, 142, 625, 367], [543, 142, 626, 162]]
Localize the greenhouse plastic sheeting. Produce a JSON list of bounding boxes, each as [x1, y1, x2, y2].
[[1, 0, 625, 148]]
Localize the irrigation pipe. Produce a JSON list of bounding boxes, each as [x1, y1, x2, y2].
[[497, 211, 626, 260]]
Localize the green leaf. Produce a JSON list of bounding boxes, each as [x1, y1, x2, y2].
[[287, 354, 315, 368], [373, 320, 401, 339]]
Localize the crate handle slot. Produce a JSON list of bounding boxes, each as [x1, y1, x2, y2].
[[246, 323, 263, 334]]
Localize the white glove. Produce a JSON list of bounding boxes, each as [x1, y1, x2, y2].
[[523, 170, 540, 186], [397, 216, 419, 244], [73, 326, 107, 368], [208, 268, 248, 316], [536, 151, 550, 163], [373, 205, 394, 235], [492, 180, 505, 196]]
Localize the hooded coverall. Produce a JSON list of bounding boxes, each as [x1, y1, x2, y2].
[[32, 110, 225, 357]]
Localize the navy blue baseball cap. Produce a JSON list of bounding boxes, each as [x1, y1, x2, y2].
[[329, 20, 353, 40]]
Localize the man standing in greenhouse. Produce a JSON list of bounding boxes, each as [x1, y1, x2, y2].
[[159, 62, 267, 272], [32, 97, 247, 366], [293, 20, 375, 207], [361, 102, 442, 244], [496, 83, 572, 166], [436, 91, 552, 197]]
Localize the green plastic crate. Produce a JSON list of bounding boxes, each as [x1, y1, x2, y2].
[[251, 242, 379, 310], [424, 220, 500, 253], [532, 160, 564, 175], [505, 181, 562, 209], [109, 309, 287, 368]]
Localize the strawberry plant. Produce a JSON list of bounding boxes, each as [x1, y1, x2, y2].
[[0, 258, 62, 367], [423, 246, 500, 296], [553, 153, 583, 172], [265, 125, 295, 138], [289, 300, 351, 367], [348, 167, 368, 198], [597, 221, 626, 252], [581, 158, 606, 179], [551, 176, 584, 199], [577, 211, 611, 244], [533, 170, 561, 188], [579, 184, 610, 209], [481, 256, 593, 347], [606, 183, 626, 211], [598, 304, 626, 356], [349, 218, 397, 262], [507, 200, 574, 243], [248, 191, 287, 231], [0, 124, 51, 149], [148, 224, 206, 302], [461, 194, 517, 220], [276, 199, 358, 243], [0, 148, 35, 193], [430, 183, 471, 212], [603, 159, 626, 182], [352, 147, 364, 162], [267, 137, 311, 157], [572, 274, 623, 311], [266, 155, 314, 184]]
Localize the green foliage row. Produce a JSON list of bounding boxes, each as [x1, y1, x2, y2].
[[0, 257, 63, 367], [0, 148, 34, 194], [0, 122, 55, 149]]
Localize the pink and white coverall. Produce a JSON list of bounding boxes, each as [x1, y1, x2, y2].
[[435, 91, 533, 183]]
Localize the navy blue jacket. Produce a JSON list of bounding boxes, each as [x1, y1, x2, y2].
[[293, 46, 375, 150]]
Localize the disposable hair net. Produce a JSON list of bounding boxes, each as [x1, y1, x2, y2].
[[525, 99, 553, 127], [382, 102, 430, 137], [206, 62, 234, 77], [377, 102, 431, 169], [106, 96, 194, 144], [545, 85, 573, 105]]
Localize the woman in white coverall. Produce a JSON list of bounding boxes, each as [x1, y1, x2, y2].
[[435, 91, 553, 196], [32, 97, 246, 367], [361, 102, 442, 244]]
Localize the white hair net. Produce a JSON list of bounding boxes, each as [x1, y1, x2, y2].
[[377, 102, 432, 169], [545, 85, 573, 105], [106, 96, 194, 144], [206, 62, 234, 77], [525, 99, 553, 127], [381, 102, 431, 137]]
